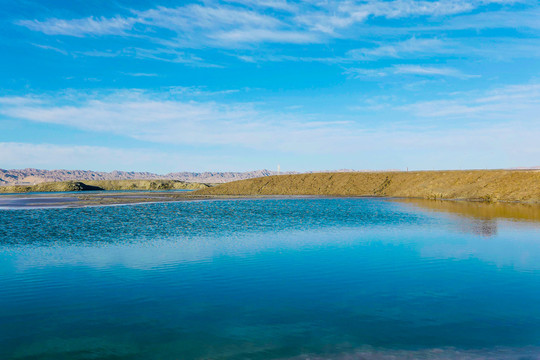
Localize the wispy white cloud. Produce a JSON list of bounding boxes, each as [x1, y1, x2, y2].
[[439, 7, 540, 31], [17, 0, 533, 45], [231, 36, 452, 64], [393, 64, 477, 78], [402, 83, 540, 118], [30, 43, 69, 55], [129, 47, 222, 67], [167, 86, 240, 96], [13, 0, 540, 72], [345, 64, 476, 78], [137, 4, 281, 31], [225, 0, 299, 12], [17, 16, 135, 37], [0, 90, 326, 151], [295, 0, 520, 35], [347, 37, 449, 60], [210, 28, 318, 44], [463, 38, 540, 61], [299, 0, 474, 33], [233, 32, 540, 65], [344, 68, 389, 78], [71, 47, 220, 67], [122, 72, 158, 77], [76, 49, 121, 58], [0, 96, 45, 106], [17, 3, 310, 46]]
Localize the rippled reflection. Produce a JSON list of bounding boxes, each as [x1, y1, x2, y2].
[[397, 198, 540, 222], [1, 198, 540, 359]]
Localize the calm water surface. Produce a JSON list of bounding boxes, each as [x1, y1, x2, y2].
[[1, 198, 540, 359]]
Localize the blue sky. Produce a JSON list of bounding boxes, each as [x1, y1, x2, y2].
[[0, 0, 539, 172]]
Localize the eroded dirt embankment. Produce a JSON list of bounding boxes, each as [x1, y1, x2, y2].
[[194, 170, 540, 203]]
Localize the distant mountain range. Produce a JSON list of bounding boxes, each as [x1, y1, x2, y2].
[[0, 168, 297, 185]]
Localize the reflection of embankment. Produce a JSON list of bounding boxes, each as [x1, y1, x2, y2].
[[398, 198, 540, 237], [195, 170, 540, 203], [398, 198, 540, 222]]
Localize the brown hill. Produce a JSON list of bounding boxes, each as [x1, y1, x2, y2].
[[0, 180, 209, 193], [195, 170, 540, 203]]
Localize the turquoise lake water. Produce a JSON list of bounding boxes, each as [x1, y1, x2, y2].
[[1, 198, 540, 359]]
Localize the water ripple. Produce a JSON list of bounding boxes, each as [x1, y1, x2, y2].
[[1, 198, 540, 359]]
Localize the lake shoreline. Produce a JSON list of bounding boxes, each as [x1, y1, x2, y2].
[[2, 170, 539, 206], [2, 191, 540, 224]]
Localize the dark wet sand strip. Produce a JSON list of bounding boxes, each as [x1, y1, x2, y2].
[[0, 196, 80, 208]]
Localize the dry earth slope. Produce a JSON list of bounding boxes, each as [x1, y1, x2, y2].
[[0, 180, 209, 193], [195, 170, 540, 203]]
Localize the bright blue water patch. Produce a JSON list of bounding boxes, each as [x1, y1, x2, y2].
[[1, 198, 540, 359]]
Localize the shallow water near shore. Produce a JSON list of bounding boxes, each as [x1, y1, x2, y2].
[[1, 198, 540, 359]]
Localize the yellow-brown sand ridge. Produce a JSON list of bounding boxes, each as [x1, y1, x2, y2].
[[0, 179, 209, 193], [195, 170, 540, 203]]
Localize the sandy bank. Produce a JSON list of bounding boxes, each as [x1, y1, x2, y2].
[[194, 170, 540, 203]]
